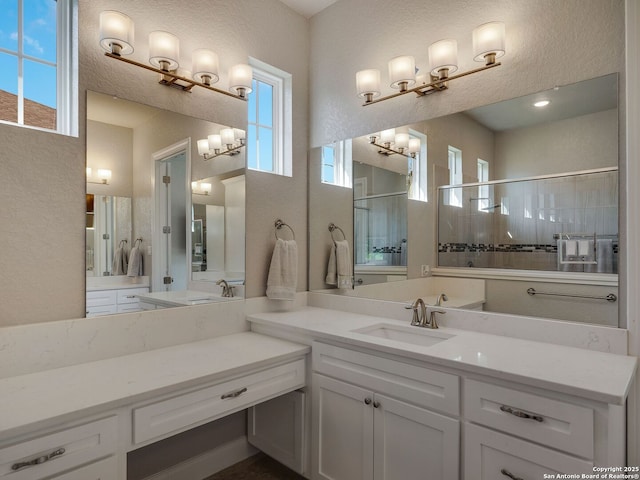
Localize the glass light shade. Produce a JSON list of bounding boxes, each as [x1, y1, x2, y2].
[[192, 49, 219, 84], [86, 167, 92, 178], [99, 11, 134, 55], [388, 56, 416, 89], [221, 128, 235, 146], [408, 138, 421, 153], [380, 128, 396, 144], [149, 31, 180, 70], [197, 139, 211, 156], [395, 133, 410, 149], [208, 134, 222, 150], [428, 39, 458, 76], [473, 22, 506, 62], [200, 183, 211, 194], [356, 69, 381, 99], [229, 64, 253, 97], [233, 128, 246, 141], [191, 181, 198, 190], [97, 169, 112, 180]]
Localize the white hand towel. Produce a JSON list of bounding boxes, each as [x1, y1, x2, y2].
[[578, 240, 590, 256], [326, 240, 352, 289], [266, 238, 298, 300], [127, 246, 143, 277], [565, 240, 577, 256], [112, 247, 129, 275]]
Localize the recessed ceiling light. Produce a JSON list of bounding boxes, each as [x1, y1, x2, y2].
[[534, 100, 550, 108]]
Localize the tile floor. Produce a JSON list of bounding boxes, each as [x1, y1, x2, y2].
[[204, 453, 305, 480]]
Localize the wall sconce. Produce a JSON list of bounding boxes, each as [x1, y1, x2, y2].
[[191, 181, 211, 195], [356, 22, 505, 106], [87, 167, 112, 185], [99, 11, 252, 100], [197, 128, 246, 160], [368, 130, 421, 158]]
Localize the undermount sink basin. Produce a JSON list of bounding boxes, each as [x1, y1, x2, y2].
[[352, 323, 455, 347]]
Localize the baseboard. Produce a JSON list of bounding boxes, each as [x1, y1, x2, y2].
[[143, 437, 258, 480]]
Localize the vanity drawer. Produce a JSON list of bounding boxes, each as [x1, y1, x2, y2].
[[464, 379, 594, 459], [312, 342, 459, 415], [0, 417, 117, 480], [464, 423, 593, 479], [116, 287, 149, 304], [133, 358, 306, 444], [86, 290, 117, 307]]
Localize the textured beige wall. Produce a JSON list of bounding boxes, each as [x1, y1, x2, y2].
[[86, 120, 133, 197]]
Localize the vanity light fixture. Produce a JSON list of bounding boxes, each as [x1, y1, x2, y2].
[[368, 130, 421, 158], [86, 167, 112, 185], [356, 21, 505, 106], [98, 10, 252, 100], [197, 128, 246, 160], [533, 100, 550, 108]]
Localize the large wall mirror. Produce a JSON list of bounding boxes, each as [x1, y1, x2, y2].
[[86, 91, 245, 315], [309, 73, 620, 327]]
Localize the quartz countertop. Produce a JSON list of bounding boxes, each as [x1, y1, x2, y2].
[[0, 332, 309, 440], [248, 307, 637, 405]]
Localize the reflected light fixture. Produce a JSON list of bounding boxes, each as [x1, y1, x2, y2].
[[197, 128, 246, 160], [87, 167, 112, 185], [368, 131, 421, 158], [534, 100, 550, 108], [191, 182, 211, 195], [99, 10, 252, 100], [356, 22, 506, 106]]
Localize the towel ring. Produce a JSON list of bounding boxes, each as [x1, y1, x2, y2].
[[119, 239, 128, 248], [134, 238, 143, 247], [274, 219, 295, 240], [328, 223, 346, 244]]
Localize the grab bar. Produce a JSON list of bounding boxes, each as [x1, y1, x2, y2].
[[526, 287, 617, 303]]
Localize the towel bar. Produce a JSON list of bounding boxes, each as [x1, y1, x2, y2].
[[526, 287, 617, 303]]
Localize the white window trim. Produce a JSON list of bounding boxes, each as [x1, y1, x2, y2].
[[248, 58, 292, 177], [408, 129, 427, 202], [477, 158, 489, 211], [447, 145, 463, 207], [322, 139, 352, 188]]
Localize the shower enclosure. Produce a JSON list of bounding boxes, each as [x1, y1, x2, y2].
[[437, 168, 618, 274]]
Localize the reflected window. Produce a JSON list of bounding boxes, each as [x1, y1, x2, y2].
[[477, 159, 489, 211], [447, 145, 463, 207], [322, 139, 352, 187], [247, 59, 291, 176], [0, 0, 76, 135], [408, 129, 427, 202]]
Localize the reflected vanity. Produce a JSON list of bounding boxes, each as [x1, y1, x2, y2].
[[85, 91, 246, 316], [308, 73, 620, 326]]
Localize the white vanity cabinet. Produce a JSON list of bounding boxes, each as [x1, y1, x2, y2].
[[311, 342, 460, 480], [86, 286, 149, 317]]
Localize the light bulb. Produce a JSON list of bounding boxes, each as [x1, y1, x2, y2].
[[388, 56, 416, 91], [473, 22, 506, 64], [99, 11, 134, 55], [149, 31, 179, 71], [356, 69, 381, 103]]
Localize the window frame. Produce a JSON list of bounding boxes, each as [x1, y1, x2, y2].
[[321, 139, 352, 188], [247, 58, 291, 177], [447, 145, 463, 207], [408, 129, 427, 202], [0, 0, 77, 136], [477, 158, 489, 211]]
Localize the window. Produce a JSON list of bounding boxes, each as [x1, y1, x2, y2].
[[447, 146, 463, 207], [408, 129, 427, 202], [477, 159, 489, 211], [0, 0, 76, 135], [322, 140, 352, 187], [247, 58, 291, 176]]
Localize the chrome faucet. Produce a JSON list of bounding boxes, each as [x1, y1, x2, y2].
[[216, 279, 234, 297], [407, 298, 427, 326]]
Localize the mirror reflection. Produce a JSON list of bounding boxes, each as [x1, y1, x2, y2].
[[86, 91, 245, 316], [309, 73, 619, 326]]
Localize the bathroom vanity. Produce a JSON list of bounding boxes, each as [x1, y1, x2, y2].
[[248, 306, 637, 480]]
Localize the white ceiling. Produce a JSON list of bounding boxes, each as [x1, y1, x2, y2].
[[278, 0, 338, 18]]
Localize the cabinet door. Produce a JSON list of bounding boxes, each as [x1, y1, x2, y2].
[[373, 394, 459, 480], [312, 374, 373, 480], [464, 423, 593, 480]]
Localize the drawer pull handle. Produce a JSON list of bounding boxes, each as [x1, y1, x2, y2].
[[221, 387, 248, 399], [500, 405, 543, 422], [125, 295, 136, 298], [501, 468, 524, 480], [364, 397, 372, 405], [12, 448, 66, 471]]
